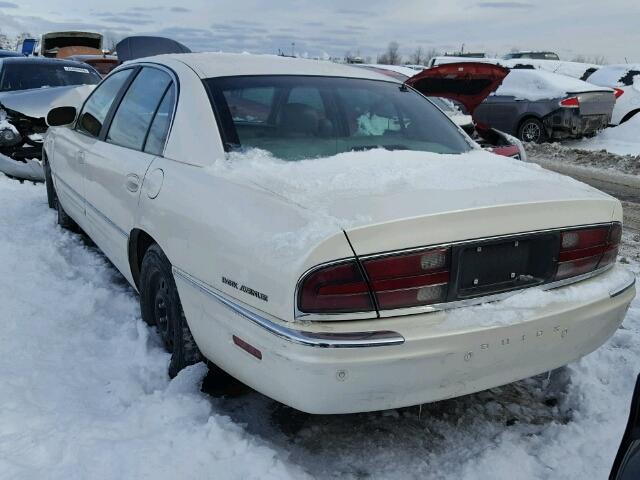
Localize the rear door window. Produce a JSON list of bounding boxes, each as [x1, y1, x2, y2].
[[143, 84, 176, 155], [106, 67, 172, 151]]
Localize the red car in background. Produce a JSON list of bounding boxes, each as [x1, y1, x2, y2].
[[358, 63, 527, 160]]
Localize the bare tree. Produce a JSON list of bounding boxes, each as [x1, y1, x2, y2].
[[408, 46, 440, 66], [571, 54, 607, 65], [14, 32, 34, 50], [409, 46, 424, 65], [377, 41, 401, 65], [424, 47, 439, 65]]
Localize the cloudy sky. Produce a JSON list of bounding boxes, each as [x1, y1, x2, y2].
[[0, 0, 637, 63]]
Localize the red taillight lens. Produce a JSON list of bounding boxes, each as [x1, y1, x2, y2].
[[298, 261, 373, 313], [614, 88, 625, 99], [560, 96, 580, 108], [363, 247, 450, 309], [554, 223, 621, 281]]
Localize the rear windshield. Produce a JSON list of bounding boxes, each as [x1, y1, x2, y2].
[[205, 75, 472, 161], [0, 62, 101, 92], [85, 60, 119, 76]]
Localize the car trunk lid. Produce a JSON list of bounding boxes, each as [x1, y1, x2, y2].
[[571, 91, 616, 116], [405, 62, 510, 114]]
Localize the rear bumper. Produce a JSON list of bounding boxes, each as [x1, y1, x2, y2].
[[175, 266, 635, 414], [547, 109, 610, 139]]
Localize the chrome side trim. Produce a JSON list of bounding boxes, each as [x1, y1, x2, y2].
[[172, 267, 405, 348], [54, 173, 128, 239], [610, 274, 636, 298], [295, 222, 619, 320], [85, 199, 128, 239]]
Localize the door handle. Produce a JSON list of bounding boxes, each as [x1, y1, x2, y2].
[[77, 151, 85, 164], [126, 174, 140, 193]]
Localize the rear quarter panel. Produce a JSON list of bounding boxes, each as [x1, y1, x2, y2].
[[136, 158, 354, 322]]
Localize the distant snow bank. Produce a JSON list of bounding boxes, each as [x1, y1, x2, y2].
[[569, 114, 640, 156]]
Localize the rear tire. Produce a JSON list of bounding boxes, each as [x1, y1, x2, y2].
[[518, 118, 547, 143], [44, 160, 55, 209], [139, 244, 203, 378]]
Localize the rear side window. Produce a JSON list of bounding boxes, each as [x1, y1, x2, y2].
[[144, 84, 176, 155], [107, 67, 172, 151], [77, 68, 133, 138]]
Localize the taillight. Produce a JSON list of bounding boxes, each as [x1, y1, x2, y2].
[[614, 88, 624, 99], [554, 223, 621, 281], [298, 261, 374, 313], [362, 247, 450, 309], [298, 248, 451, 314], [560, 96, 580, 108]]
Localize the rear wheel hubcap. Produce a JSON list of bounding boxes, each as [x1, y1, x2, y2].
[[522, 122, 542, 142], [153, 276, 173, 350]]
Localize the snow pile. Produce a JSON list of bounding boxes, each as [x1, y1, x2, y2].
[[495, 69, 611, 100], [0, 176, 307, 480], [429, 56, 598, 80], [213, 147, 597, 258], [502, 59, 599, 80], [0, 108, 19, 135], [215, 147, 585, 206], [439, 265, 632, 331], [569, 114, 640, 156]]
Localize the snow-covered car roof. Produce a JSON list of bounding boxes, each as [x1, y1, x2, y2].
[[429, 56, 599, 80], [494, 69, 612, 100], [586, 64, 640, 87], [141, 53, 395, 81], [357, 64, 421, 79]]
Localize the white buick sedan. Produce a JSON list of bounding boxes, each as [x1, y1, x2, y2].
[[44, 53, 636, 414]]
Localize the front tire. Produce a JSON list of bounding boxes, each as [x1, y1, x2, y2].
[[518, 118, 547, 143], [56, 195, 77, 231], [139, 244, 203, 377], [44, 160, 55, 209]]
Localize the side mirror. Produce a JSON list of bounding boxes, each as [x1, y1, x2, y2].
[[46, 106, 77, 127], [610, 375, 640, 480]]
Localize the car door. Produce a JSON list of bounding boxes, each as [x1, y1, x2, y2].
[[474, 95, 522, 135], [51, 68, 133, 224], [82, 66, 176, 277]]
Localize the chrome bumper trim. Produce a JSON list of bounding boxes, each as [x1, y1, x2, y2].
[[610, 273, 636, 298], [172, 267, 405, 348]]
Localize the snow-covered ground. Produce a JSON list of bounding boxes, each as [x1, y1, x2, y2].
[[565, 115, 640, 157], [0, 174, 638, 480]]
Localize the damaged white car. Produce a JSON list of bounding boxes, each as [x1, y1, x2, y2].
[[0, 57, 100, 182], [45, 53, 635, 414]]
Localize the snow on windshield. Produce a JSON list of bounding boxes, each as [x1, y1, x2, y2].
[[494, 69, 612, 100]]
